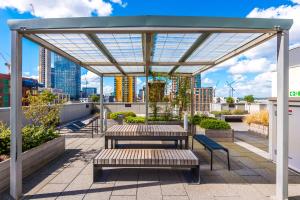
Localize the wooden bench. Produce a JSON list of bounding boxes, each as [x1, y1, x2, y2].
[[192, 135, 230, 170], [93, 149, 200, 183], [105, 125, 188, 149]]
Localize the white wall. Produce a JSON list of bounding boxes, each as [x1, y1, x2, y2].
[[0, 103, 93, 126], [272, 66, 300, 97]]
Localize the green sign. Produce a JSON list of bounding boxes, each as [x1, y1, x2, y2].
[[290, 91, 300, 97]]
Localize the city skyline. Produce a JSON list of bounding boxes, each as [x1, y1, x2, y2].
[[0, 0, 300, 98]]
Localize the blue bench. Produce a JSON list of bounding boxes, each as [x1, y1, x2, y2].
[[192, 135, 230, 170]]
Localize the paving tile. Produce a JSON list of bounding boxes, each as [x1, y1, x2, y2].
[[163, 195, 189, 200], [28, 183, 68, 200], [83, 183, 114, 200], [110, 196, 137, 200], [50, 167, 83, 184]]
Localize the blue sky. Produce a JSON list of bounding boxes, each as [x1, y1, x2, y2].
[[1, 0, 299, 97]]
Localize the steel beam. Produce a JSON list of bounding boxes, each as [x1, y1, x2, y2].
[[169, 33, 211, 75], [143, 33, 153, 76], [10, 31, 23, 200], [23, 33, 102, 76], [193, 32, 276, 75], [145, 75, 149, 124], [86, 34, 126, 76], [85, 61, 214, 66], [276, 30, 289, 200], [100, 74, 104, 133]]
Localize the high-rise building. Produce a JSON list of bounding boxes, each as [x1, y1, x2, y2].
[[53, 54, 81, 100], [82, 87, 97, 98], [114, 76, 136, 102], [194, 74, 201, 88], [193, 87, 213, 112], [38, 47, 51, 88], [0, 73, 39, 107]]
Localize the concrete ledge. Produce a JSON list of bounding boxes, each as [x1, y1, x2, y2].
[[0, 136, 65, 193]]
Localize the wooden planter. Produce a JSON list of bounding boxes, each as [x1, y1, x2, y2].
[[196, 127, 234, 142], [248, 123, 269, 138], [0, 136, 65, 193]]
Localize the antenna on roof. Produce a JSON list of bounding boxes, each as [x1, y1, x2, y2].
[[30, 3, 35, 15], [226, 80, 236, 97]]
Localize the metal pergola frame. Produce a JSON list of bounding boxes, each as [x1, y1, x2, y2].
[[7, 16, 292, 200]]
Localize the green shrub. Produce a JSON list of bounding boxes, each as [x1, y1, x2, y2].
[[232, 109, 248, 115], [0, 122, 11, 155], [210, 111, 222, 117], [0, 123, 59, 159], [124, 116, 145, 123], [200, 119, 231, 130], [189, 114, 215, 125], [110, 111, 136, 120], [221, 110, 232, 115]]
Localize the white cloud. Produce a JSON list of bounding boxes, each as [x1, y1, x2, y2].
[[103, 85, 113, 95], [110, 0, 127, 7], [228, 58, 272, 74], [202, 77, 213, 84], [0, 0, 127, 18]]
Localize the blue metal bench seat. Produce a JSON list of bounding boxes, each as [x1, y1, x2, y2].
[[192, 134, 230, 170]]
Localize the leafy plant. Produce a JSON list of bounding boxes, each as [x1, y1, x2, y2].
[[110, 111, 136, 120], [124, 116, 145, 123], [189, 114, 215, 125], [172, 77, 191, 119], [0, 123, 59, 161], [200, 119, 231, 130], [226, 97, 234, 104], [0, 122, 11, 155], [244, 95, 255, 104], [231, 109, 248, 115], [90, 94, 100, 102], [22, 90, 62, 128]]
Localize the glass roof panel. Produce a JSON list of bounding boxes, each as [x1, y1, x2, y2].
[[187, 33, 262, 62], [151, 66, 173, 73], [152, 33, 201, 62], [175, 66, 204, 73], [97, 34, 143, 62], [121, 66, 144, 73], [93, 66, 120, 73], [37, 34, 109, 63]]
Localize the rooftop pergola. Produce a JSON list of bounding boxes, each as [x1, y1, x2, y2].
[[8, 16, 292, 200]]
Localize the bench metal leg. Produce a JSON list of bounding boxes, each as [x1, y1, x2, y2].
[[191, 138, 194, 150], [191, 165, 201, 184], [225, 149, 230, 170], [105, 138, 108, 149], [111, 139, 114, 149], [175, 140, 178, 148], [91, 121, 94, 138], [210, 150, 213, 171], [185, 136, 188, 149], [180, 140, 183, 149], [93, 165, 102, 182]]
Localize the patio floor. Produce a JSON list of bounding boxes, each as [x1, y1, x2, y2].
[[1, 124, 300, 200]]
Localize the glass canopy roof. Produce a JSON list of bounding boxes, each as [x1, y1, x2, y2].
[[34, 31, 268, 76], [21, 15, 283, 76]]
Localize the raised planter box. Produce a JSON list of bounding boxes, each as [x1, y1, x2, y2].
[[196, 127, 234, 142], [220, 114, 247, 122], [248, 123, 269, 138], [0, 136, 65, 193], [148, 121, 182, 125]]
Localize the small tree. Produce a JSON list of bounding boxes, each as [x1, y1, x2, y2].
[[226, 97, 234, 105], [173, 77, 191, 119], [91, 94, 100, 102], [22, 90, 62, 128], [244, 95, 254, 104], [244, 95, 254, 112]]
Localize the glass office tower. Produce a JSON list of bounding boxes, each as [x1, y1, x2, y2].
[[53, 54, 81, 100]]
